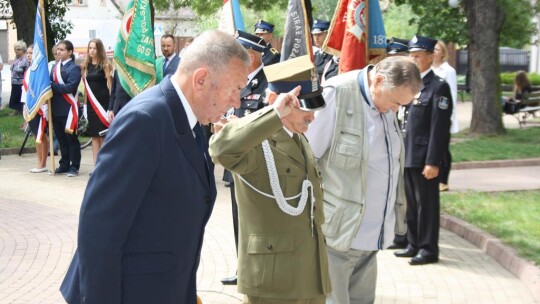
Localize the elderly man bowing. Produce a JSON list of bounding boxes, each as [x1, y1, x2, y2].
[[60, 30, 250, 304]]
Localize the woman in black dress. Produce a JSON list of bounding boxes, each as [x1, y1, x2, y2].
[[81, 38, 113, 167]]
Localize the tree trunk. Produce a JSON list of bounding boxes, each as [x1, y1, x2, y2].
[[10, 0, 37, 44], [464, 0, 505, 135]]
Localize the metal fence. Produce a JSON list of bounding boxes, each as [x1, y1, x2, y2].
[[456, 47, 529, 75]]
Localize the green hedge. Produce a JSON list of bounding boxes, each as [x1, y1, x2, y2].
[[500, 72, 540, 85]]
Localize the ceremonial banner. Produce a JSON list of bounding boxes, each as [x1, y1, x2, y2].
[[114, 0, 156, 97], [22, 1, 52, 121], [323, 0, 386, 73], [218, 0, 245, 35], [280, 0, 314, 61]]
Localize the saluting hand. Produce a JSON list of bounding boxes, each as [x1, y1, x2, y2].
[[272, 86, 301, 118]]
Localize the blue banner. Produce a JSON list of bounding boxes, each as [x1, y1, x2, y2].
[[368, 0, 386, 51], [23, 2, 52, 121], [232, 0, 245, 31]]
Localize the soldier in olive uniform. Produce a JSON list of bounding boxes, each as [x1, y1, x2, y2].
[[394, 35, 452, 265], [220, 30, 269, 286], [210, 55, 331, 303], [254, 20, 281, 66]]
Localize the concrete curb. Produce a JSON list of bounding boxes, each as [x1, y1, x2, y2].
[[0, 147, 36, 156], [441, 214, 540, 303], [453, 158, 540, 170]]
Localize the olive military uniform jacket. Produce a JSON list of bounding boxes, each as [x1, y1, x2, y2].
[[209, 106, 331, 299]]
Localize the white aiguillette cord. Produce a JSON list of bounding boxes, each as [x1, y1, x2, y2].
[[236, 140, 316, 236]]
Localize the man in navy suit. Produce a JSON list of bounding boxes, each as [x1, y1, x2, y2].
[[50, 40, 82, 177], [60, 30, 250, 304], [161, 34, 180, 77]]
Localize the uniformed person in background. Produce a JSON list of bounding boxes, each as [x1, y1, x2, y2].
[[311, 19, 332, 79], [218, 30, 269, 286], [254, 19, 281, 66], [386, 37, 410, 251], [393, 35, 452, 265]]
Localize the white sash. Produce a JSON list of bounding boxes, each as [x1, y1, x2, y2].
[[83, 76, 110, 128], [54, 62, 79, 134]]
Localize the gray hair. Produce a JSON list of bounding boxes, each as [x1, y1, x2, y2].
[[14, 40, 27, 51], [179, 30, 250, 75], [375, 56, 422, 93]]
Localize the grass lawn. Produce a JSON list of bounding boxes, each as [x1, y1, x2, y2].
[[442, 190, 540, 266], [451, 127, 540, 162], [0, 108, 34, 148]]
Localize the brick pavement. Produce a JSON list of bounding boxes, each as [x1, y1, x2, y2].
[[0, 149, 538, 303]]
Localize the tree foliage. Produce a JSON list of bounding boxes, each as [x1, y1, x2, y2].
[[394, 0, 537, 48], [0, 0, 73, 60]]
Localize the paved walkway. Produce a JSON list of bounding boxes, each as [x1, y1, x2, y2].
[[1, 68, 539, 303], [0, 148, 539, 303]]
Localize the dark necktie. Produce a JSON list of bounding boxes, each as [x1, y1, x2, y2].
[[163, 57, 168, 71], [193, 123, 209, 179]]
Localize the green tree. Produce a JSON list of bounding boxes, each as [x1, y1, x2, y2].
[[383, 3, 418, 40], [0, 0, 73, 60], [394, 0, 539, 135]]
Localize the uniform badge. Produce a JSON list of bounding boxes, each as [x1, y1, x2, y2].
[[438, 96, 449, 110], [244, 109, 251, 115], [251, 78, 258, 87], [412, 92, 421, 105]]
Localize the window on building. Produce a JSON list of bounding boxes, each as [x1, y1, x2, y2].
[[71, 0, 87, 5], [89, 30, 96, 39]]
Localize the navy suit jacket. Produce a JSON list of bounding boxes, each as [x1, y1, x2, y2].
[[109, 70, 132, 115], [60, 76, 217, 304], [50, 60, 82, 117], [163, 54, 180, 77]]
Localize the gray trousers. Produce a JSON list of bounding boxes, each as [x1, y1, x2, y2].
[[326, 246, 378, 304]]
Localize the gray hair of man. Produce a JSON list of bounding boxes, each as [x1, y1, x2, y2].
[[14, 40, 27, 51], [374, 56, 422, 94], [178, 30, 250, 77]]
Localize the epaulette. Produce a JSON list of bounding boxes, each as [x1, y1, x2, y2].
[[270, 48, 279, 55]]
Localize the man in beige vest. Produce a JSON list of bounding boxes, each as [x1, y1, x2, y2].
[[306, 56, 421, 304], [210, 55, 331, 304]]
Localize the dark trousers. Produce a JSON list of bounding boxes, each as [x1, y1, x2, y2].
[[439, 149, 452, 184], [229, 183, 239, 255], [52, 116, 81, 170], [404, 167, 440, 257]]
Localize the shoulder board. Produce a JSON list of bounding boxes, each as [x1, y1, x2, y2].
[[270, 48, 279, 55]]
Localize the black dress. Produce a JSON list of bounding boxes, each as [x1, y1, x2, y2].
[[85, 64, 110, 136]]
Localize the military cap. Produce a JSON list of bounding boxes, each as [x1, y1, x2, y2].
[[311, 19, 330, 34], [236, 30, 267, 53], [254, 19, 275, 34], [264, 55, 326, 111], [408, 35, 437, 52], [386, 37, 409, 55]]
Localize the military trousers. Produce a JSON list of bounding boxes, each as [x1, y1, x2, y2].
[[243, 295, 325, 304]]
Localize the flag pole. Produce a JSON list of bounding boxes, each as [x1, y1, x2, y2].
[[365, 0, 370, 65], [39, 0, 55, 175]]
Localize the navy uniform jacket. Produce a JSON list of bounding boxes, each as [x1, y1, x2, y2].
[[314, 49, 333, 79], [163, 54, 180, 77], [50, 60, 82, 118], [404, 70, 452, 168], [60, 76, 217, 304], [262, 43, 280, 66], [223, 68, 268, 183], [109, 70, 132, 115]]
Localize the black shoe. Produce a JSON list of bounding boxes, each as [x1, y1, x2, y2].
[[220, 275, 237, 285], [409, 253, 439, 265], [394, 248, 418, 258], [387, 243, 407, 250], [67, 167, 79, 177], [47, 151, 59, 156], [54, 167, 69, 175]]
